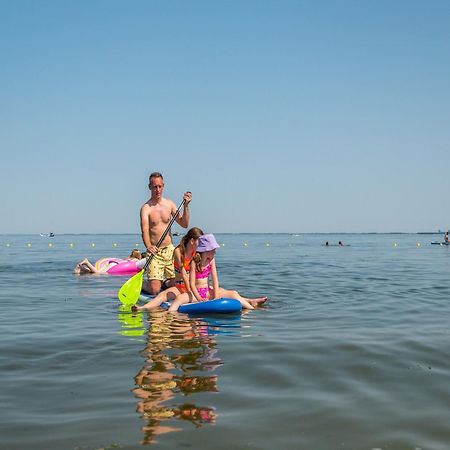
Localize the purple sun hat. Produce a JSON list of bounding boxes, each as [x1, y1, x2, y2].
[[197, 233, 220, 252]]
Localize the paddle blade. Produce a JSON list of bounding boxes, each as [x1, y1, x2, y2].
[[118, 270, 144, 305]]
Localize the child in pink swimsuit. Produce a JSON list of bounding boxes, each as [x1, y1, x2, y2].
[[169, 234, 268, 312]]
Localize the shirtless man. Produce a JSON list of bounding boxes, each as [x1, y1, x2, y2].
[[140, 172, 192, 294]]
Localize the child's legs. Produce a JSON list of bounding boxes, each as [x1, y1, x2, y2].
[[216, 287, 254, 310], [168, 292, 193, 312], [139, 287, 180, 311], [78, 258, 98, 274], [217, 287, 267, 305]]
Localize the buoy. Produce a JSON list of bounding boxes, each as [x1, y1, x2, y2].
[[48, 243, 53, 247], [91, 243, 96, 247], [243, 242, 248, 246], [416, 243, 421, 247], [221, 243, 225, 247], [266, 243, 270, 247], [6, 243, 10, 247], [113, 243, 118, 247], [69, 243, 74, 247], [394, 243, 398, 247], [27, 243, 32, 247]]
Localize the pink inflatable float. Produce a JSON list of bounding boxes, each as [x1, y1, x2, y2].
[[94, 258, 142, 275]]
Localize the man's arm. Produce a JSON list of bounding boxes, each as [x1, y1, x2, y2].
[[175, 191, 192, 229], [140, 206, 153, 252]]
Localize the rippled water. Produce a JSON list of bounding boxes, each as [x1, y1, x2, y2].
[[1, 233, 450, 450]]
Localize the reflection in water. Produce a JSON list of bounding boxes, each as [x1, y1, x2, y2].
[[133, 310, 226, 445], [117, 305, 145, 337]]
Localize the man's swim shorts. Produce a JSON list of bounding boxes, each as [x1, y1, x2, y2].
[[145, 244, 175, 281]]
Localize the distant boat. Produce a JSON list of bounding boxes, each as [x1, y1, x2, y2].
[[40, 232, 55, 238]]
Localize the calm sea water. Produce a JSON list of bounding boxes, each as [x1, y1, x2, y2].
[[1, 233, 450, 450]]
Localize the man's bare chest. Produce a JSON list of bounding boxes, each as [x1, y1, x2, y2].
[[147, 205, 171, 226]]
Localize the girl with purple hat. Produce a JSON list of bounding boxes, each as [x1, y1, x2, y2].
[[167, 233, 267, 312]]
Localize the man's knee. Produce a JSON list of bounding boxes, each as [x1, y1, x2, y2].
[[143, 279, 162, 295]]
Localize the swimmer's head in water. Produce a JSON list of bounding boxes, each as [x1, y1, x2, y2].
[[129, 249, 142, 259]]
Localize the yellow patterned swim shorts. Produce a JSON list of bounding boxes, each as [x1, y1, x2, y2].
[[145, 244, 175, 281]]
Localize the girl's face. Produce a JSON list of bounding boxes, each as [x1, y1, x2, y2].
[[188, 238, 199, 251], [202, 249, 216, 262]]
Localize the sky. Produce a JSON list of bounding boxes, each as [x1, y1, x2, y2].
[[1, 0, 449, 234]]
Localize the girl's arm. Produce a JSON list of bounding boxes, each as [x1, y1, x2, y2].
[[181, 266, 191, 291], [189, 261, 203, 302], [210, 259, 220, 299], [173, 249, 190, 291]]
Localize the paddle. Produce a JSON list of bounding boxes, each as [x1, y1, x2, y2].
[[117, 199, 186, 306]]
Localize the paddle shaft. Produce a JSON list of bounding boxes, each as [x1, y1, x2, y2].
[[141, 199, 186, 273]]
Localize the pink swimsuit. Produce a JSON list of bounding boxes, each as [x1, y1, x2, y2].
[[196, 262, 212, 300]]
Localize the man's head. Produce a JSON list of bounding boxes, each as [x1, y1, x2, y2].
[[148, 172, 164, 200]]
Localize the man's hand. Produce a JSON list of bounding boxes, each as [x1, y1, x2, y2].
[[183, 191, 192, 205], [147, 245, 159, 256]]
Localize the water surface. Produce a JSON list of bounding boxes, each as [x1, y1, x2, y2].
[[1, 233, 449, 449]]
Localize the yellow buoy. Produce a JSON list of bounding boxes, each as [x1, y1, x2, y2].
[[69, 243, 74, 248], [113, 243, 118, 247], [91, 243, 96, 247], [221, 243, 225, 247], [27, 243, 32, 247], [243, 242, 248, 246], [416, 243, 421, 247], [266, 243, 270, 247], [48, 243, 53, 247], [394, 243, 398, 247]]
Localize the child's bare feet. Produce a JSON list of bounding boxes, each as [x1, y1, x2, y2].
[[249, 297, 268, 307]]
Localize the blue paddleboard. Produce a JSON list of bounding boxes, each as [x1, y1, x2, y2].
[[163, 298, 242, 314], [138, 294, 242, 315]]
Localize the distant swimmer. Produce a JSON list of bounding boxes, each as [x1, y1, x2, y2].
[[445, 231, 449, 243], [338, 241, 344, 246], [325, 241, 329, 246], [74, 249, 143, 274]]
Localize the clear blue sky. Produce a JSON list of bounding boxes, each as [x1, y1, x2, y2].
[[1, 0, 449, 234]]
